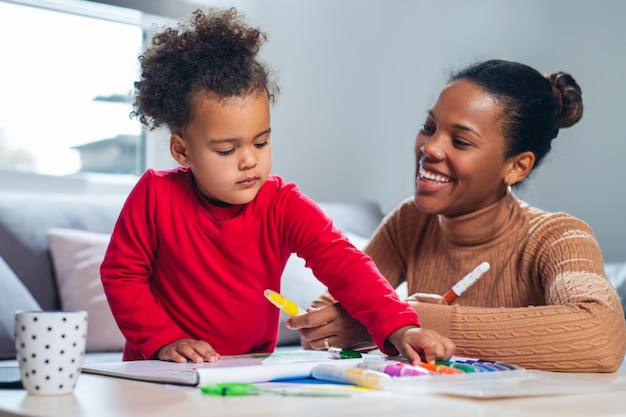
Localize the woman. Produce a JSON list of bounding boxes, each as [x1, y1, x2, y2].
[[287, 59, 626, 372]]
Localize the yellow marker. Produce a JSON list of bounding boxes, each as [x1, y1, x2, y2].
[[264, 289, 307, 316], [311, 364, 391, 390]]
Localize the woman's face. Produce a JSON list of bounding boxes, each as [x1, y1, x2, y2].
[[414, 79, 512, 217]]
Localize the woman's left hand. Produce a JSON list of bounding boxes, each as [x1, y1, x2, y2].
[[406, 292, 448, 305]]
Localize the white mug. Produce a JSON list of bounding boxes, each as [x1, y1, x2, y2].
[[15, 310, 88, 395]]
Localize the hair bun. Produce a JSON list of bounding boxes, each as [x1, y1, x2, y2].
[[546, 72, 583, 128]]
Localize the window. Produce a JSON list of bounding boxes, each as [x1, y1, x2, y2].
[[0, 0, 144, 176]]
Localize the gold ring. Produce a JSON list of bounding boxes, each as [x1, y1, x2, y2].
[[323, 337, 330, 349]]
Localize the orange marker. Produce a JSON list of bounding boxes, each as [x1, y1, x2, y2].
[[419, 363, 462, 375], [442, 262, 490, 304]]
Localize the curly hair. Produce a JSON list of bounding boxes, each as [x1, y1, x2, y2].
[[131, 7, 279, 132], [450, 59, 583, 171]]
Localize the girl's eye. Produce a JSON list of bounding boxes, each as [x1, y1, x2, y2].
[[255, 140, 269, 149], [217, 148, 235, 156]]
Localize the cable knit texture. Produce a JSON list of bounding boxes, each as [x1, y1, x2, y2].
[[365, 195, 626, 372]]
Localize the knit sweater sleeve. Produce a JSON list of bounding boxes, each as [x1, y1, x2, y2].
[[417, 213, 626, 372]]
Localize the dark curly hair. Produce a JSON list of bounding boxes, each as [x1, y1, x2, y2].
[[450, 59, 583, 171], [131, 7, 279, 132]]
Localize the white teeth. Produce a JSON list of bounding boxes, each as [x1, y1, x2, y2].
[[419, 167, 452, 183]]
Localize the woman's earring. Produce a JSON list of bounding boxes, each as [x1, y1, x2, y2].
[[506, 183, 513, 216]]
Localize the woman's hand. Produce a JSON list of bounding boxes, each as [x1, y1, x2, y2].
[[406, 292, 448, 305], [155, 338, 220, 363], [286, 303, 377, 352]]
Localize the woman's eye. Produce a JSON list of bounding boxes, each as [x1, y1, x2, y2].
[[420, 124, 435, 134], [452, 138, 472, 147]]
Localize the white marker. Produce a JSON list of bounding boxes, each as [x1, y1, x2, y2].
[[311, 364, 391, 390], [442, 262, 490, 304]]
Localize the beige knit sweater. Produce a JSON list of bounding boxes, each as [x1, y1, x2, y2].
[[362, 195, 625, 372]]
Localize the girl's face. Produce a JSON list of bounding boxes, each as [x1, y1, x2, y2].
[[171, 91, 272, 205], [414, 79, 514, 217]]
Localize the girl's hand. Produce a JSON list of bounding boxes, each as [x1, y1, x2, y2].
[[155, 338, 220, 363], [387, 326, 456, 365], [287, 303, 376, 352]]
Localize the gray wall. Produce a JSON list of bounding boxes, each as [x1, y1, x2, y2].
[[4, 0, 625, 262], [216, 0, 625, 262]]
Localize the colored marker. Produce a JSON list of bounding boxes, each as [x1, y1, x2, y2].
[[449, 363, 478, 373], [458, 362, 489, 372], [328, 347, 362, 359], [312, 364, 391, 390], [442, 262, 490, 304], [438, 357, 522, 372], [436, 360, 476, 373], [200, 382, 349, 397], [418, 362, 462, 375], [467, 360, 505, 372], [264, 289, 307, 316], [361, 357, 434, 376], [357, 360, 432, 377]]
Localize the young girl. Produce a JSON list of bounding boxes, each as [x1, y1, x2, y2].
[[100, 7, 455, 365]]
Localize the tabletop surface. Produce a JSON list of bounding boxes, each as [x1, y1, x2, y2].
[[1, 367, 626, 417]]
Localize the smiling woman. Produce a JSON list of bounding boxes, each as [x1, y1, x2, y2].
[[0, 0, 143, 176], [296, 59, 626, 373], [414, 79, 519, 217]]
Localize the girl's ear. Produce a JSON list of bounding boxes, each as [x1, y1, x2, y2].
[[505, 151, 535, 186], [170, 134, 189, 166]]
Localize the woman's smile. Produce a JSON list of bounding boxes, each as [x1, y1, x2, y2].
[[418, 165, 453, 184]]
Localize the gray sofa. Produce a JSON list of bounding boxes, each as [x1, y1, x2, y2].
[[0, 192, 384, 362], [1, 192, 625, 365]]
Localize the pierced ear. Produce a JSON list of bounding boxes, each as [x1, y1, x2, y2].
[[170, 134, 189, 166], [506, 151, 535, 186]]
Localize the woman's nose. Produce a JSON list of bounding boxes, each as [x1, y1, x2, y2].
[[417, 134, 445, 160]]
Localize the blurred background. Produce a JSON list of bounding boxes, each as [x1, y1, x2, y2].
[[0, 0, 624, 261]]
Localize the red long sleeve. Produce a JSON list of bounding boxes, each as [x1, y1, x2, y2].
[[101, 168, 418, 360]]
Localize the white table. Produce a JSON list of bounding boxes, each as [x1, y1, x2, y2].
[[1, 369, 626, 417]]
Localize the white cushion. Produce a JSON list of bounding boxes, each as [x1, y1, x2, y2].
[[47, 228, 125, 352], [276, 232, 370, 345]]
